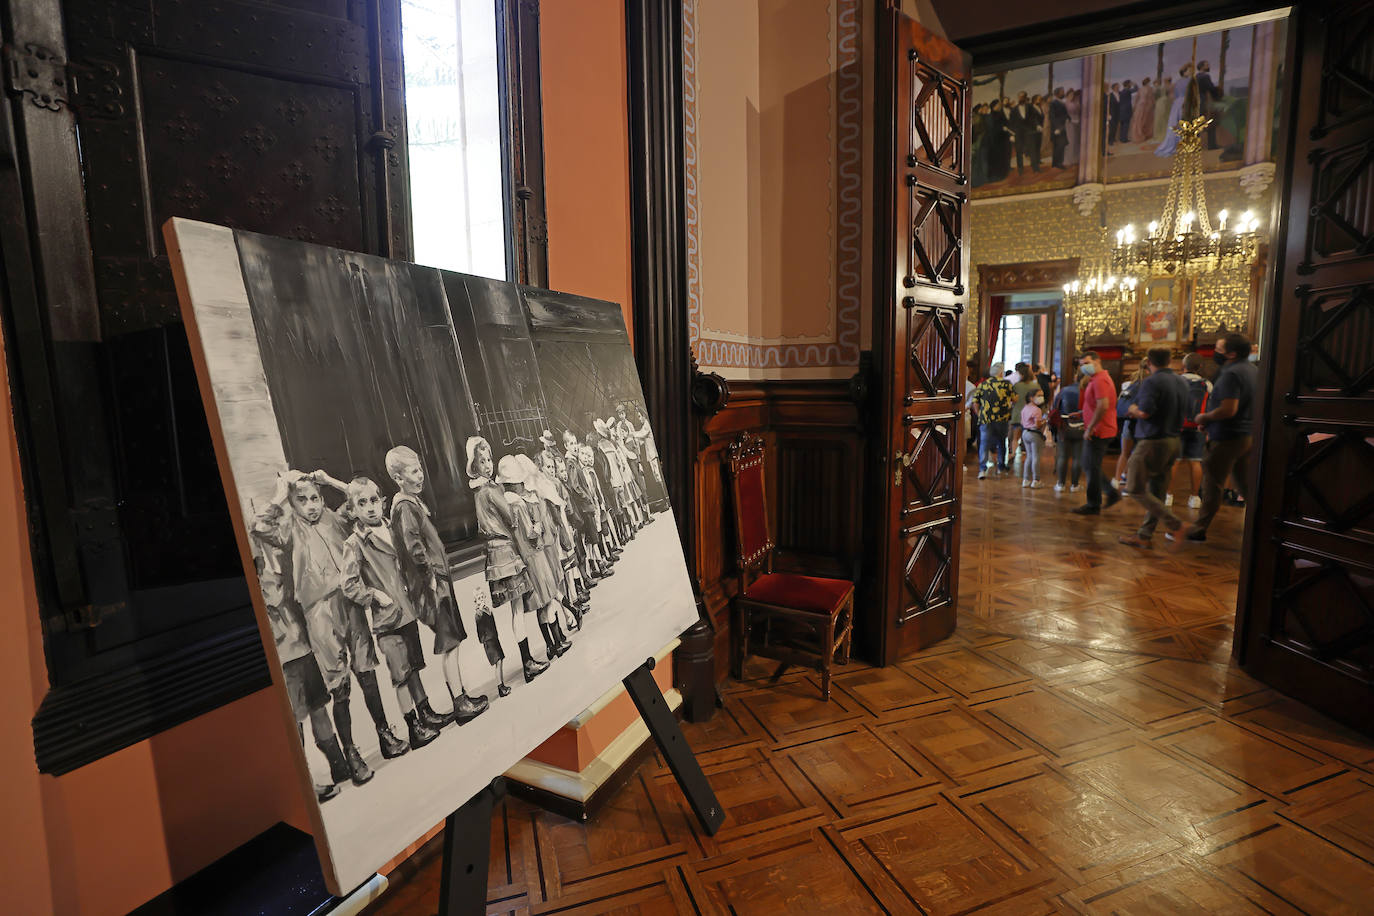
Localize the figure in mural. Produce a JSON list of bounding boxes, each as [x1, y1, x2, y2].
[[1049, 87, 1071, 169], [1117, 79, 1138, 144], [971, 103, 989, 185], [1196, 60, 1224, 149], [1064, 88, 1082, 166], [1129, 77, 1156, 141], [1009, 92, 1042, 174], [1153, 76, 1173, 141], [1155, 63, 1195, 158], [1106, 82, 1121, 147], [986, 99, 1011, 182]]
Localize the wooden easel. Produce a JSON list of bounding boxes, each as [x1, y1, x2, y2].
[[435, 657, 725, 916]]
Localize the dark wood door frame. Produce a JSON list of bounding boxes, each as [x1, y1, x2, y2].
[[975, 259, 1080, 381]]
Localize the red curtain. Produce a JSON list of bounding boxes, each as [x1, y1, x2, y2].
[[986, 295, 1008, 366]]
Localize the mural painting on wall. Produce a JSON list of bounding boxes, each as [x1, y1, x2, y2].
[[1103, 26, 1255, 182], [971, 58, 1086, 196], [164, 218, 698, 894]]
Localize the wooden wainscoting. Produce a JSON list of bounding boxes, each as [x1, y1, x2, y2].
[[692, 377, 867, 683]]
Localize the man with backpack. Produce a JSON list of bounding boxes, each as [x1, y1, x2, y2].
[[1181, 333, 1258, 542], [1117, 348, 1189, 548], [1177, 353, 1212, 509], [1050, 372, 1085, 492]]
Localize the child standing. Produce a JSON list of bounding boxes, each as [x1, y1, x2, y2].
[[256, 544, 348, 801], [340, 476, 449, 751], [1020, 393, 1048, 488], [252, 470, 396, 786], [386, 446, 490, 725], [519, 454, 576, 655], [496, 454, 564, 662], [467, 436, 548, 684]]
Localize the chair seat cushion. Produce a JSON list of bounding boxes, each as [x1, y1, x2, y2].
[[745, 573, 853, 615]]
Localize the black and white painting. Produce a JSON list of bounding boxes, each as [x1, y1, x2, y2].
[[164, 218, 697, 894]]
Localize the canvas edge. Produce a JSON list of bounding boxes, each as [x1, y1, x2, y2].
[[161, 217, 346, 895]]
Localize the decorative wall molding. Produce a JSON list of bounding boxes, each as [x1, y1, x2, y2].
[[1239, 162, 1276, 200], [1072, 182, 1104, 216]]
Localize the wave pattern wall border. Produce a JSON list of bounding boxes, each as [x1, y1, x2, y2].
[[684, 0, 863, 370]]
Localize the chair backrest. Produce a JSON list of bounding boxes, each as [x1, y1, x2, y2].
[[725, 433, 773, 577]]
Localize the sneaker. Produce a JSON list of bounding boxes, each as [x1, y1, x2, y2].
[[1187, 495, 1201, 508], [1070, 484, 1081, 492], [1164, 494, 1174, 506], [1071, 505, 1100, 515], [1021, 479, 1030, 488], [1054, 483, 1065, 492], [978, 470, 987, 479], [1030, 480, 1043, 489]]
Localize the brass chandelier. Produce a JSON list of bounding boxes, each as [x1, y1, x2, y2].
[[1065, 219, 1137, 340], [1111, 115, 1263, 276]]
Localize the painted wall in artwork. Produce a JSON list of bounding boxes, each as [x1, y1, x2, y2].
[[686, 0, 868, 379]]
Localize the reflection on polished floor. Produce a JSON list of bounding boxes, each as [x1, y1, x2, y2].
[[368, 451, 1374, 915]]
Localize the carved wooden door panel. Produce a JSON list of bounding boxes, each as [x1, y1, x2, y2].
[[874, 12, 969, 664], [1237, 0, 1374, 735]]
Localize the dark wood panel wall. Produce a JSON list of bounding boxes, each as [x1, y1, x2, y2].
[[690, 375, 868, 683]]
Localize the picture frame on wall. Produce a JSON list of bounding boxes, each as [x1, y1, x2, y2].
[[1134, 275, 1193, 345]]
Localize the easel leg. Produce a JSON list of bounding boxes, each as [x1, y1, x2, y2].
[[622, 659, 726, 835], [437, 777, 505, 916]]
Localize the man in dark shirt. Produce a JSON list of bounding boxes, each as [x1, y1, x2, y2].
[[1117, 80, 1137, 144], [1117, 348, 1189, 547], [1048, 88, 1070, 168], [1185, 332, 1259, 541]]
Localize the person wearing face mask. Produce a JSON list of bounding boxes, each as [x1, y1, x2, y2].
[[1019, 389, 1048, 488], [1180, 333, 1258, 542], [1072, 351, 1121, 514], [1117, 348, 1189, 548]]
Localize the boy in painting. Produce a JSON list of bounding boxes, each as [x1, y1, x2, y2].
[[471, 585, 510, 697], [518, 454, 576, 654], [386, 446, 490, 724], [256, 545, 348, 801], [252, 470, 401, 786], [466, 436, 547, 685], [564, 433, 611, 581], [580, 443, 622, 564], [340, 476, 448, 751]]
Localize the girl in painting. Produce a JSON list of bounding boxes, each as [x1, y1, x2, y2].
[[467, 437, 547, 684], [1155, 64, 1194, 157], [1153, 77, 1173, 141], [496, 454, 565, 662], [516, 454, 573, 657], [1129, 77, 1156, 142]]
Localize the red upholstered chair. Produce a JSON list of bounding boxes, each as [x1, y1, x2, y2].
[[726, 433, 854, 700]]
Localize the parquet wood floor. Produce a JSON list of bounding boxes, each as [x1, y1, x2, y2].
[[366, 450, 1374, 915]]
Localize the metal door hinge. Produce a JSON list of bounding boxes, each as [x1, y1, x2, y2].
[[68, 503, 130, 630], [3, 42, 70, 111]]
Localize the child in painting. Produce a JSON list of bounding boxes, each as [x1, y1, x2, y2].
[[471, 585, 509, 697], [564, 434, 611, 581], [580, 443, 622, 564], [591, 423, 631, 544], [518, 454, 576, 653], [340, 476, 449, 752], [252, 470, 398, 785], [554, 452, 599, 595], [537, 449, 590, 629], [497, 454, 567, 660], [386, 446, 490, 725], [256, 545, 349, 802], [466, 436, 548, 684]]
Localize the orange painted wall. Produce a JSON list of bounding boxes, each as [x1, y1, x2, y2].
[[540, 0, 635, 334], [0, 322, 310, 916]]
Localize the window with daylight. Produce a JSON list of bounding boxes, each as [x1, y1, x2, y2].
[[403, 0, 511, 279]]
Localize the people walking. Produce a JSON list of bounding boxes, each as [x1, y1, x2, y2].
[[1020, 390, 1048, 488], [972, 362, 1015, 479], [1052, 372, 1085, 491], [1176, 353, 1212, 509], [1072, 351, 1121, 515], [1182, 333, 1258, 542], [1116, 348, 1189, 548]]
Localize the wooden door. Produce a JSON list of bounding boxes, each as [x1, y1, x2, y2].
[[1236, 0, 1374, 735], [872, 11, 969, 664], [4, 0, 410, 770]]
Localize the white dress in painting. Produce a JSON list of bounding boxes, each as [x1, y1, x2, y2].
[[1154, 78, 1191, 158]]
